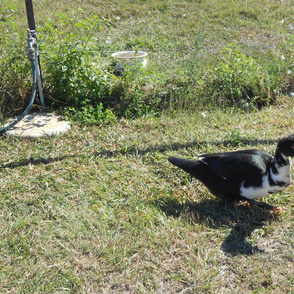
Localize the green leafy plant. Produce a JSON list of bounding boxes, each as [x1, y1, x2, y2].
[[110, 65, 163, 119], [41, 13, 117, 124], [40, 12, 165, 123], [65, 101, 116, 125], [198, 44, 283, 110]]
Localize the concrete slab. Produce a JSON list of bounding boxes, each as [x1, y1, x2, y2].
[[4, 112, 70, 138]]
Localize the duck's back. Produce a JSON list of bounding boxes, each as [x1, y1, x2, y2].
[[198, 149, 271, 178]]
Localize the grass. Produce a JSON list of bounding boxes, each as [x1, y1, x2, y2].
[[1, 98, 294, 293], [1, 0, 294, 293], [1, 0, 294, 117]]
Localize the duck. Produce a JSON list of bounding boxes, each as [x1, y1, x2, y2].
[[168, 135, 294, 211]]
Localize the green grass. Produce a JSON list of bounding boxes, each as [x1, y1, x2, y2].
[[1, 98, 294, 293], [1, 0, 294, 292]]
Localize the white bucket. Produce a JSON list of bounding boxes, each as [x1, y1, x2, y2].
[[111, 51, 148, 71]]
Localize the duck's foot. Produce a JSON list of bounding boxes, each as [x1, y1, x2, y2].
[[247, 199, 287, 212]]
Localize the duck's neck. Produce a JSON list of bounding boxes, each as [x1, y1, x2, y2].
[[274, 148, 289, 166]]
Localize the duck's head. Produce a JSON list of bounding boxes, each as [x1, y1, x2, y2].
[[277, 135, 294, 157]]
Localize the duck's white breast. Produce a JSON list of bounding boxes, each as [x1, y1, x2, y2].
[[240, 162, 291, 200]]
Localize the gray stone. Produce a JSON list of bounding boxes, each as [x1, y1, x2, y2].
[[5, 112, 70, 138]]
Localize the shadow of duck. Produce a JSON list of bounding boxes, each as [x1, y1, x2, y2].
[[155, 197, 277, 256]]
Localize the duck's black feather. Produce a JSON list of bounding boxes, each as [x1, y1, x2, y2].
[[198, 150, 271, 178]]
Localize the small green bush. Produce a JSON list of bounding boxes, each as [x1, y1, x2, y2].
[[197, 44, 283, 110], [109, 65, 164, 118], [41, 13, 164, 123], [44, 43, 116, 121], [38, 13, 117, 124]]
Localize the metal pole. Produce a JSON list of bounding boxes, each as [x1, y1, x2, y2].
[[25, 0, 45, 106], [25, 0, 36, 30]]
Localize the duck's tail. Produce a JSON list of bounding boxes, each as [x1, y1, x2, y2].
[[168, 156, 198, 173]]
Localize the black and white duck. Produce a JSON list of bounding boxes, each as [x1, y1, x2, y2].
[[168, 135, 294, 211]]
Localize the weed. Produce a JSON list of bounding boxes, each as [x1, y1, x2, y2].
[[39, 14, 116, 123], [110, 65, 163, 118], [1, 1, 294, 123], [0, 9, 32, 115], [197, 43, 284, 110]]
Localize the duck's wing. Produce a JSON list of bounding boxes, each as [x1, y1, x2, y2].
[[199, 150, 272, 178]]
